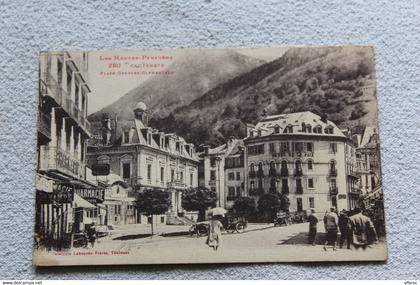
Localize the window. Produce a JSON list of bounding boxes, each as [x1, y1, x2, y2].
[[236, 186, 241, 197], [160, 216, 165, 224], [180, 171, 183, 181], [329, 143, 337, 154], [258, 179, 263, 189], [306, 142, 313, 152], [281, 160, 288, 169], [306, 124, 312, 133], [236, 172, 240, 180], [122, 163, 131, 179], [313, 125, 322, 133], [211, 187, 216, 193], [325, 126, 334, 134], [160, 167, 164, 181], [269, 143, 275, 153], [228, 187, 235, 197], [307, 160, 313, 170], [171, 169, 175, 181], [280, 142, 290, 154], [190, 173, 193, 186], [330, 179, 337, 188], [284, 125, 293, 133], [210, 170, 216, 181], [247, 144, 265, 156], [228, 172, 235, 181], [295, 160, 302, 171], [308, 178, 314, 188], [291, 142, 303, 153], [331, 196, 337, 208], [123, 131, 129, 143], [274, 126, 280, 133], [297, 198, 303, 212], [309, 197, 315, 208], [147, 164, 152, 181], [250, 181, 255, 190]]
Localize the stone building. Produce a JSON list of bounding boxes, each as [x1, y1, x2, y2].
[[244, 111, 358, 215], [87, 102, 199, 225], [203, 138, 244, 209], [36, 51, 96, 249]]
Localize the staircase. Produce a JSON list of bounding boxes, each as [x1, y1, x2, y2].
[[166, 213, 194, 225]]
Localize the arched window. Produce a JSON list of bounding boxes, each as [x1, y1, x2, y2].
[[250, 163, 255, 172], [295, 160, 302, 170], [258, 162, 263, 172], [281, 160, 288, 169], [313, 125, 322, 133], [274, 126, 280, 134], [270, 161, 275, 169], [269, 161, 276, 176]]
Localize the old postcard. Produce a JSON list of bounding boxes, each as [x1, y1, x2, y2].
[[33, 46, 387, 266]]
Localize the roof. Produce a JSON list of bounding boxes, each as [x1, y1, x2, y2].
[[359, 126, 379, 148], [208, 139, 243, 157], [247, 111, 346, 139]]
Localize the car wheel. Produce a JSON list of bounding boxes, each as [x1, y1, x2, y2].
[[236, 222, 245, 233]]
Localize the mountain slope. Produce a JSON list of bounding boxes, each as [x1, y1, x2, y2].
[[88, 49, 265, 123], [150, 46, 377, 147]]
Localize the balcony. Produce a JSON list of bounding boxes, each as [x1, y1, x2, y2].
[[40, 73, 91, 135], [39, 146, 85, 180], [329, 168, 337, 177], [296, 185, 303, 194], [280, 168, 289, 177], [37, 109, 51, 139], [167, 179, 186, 189], [329, 186, 338, 195], [294, 169, 303, 177]]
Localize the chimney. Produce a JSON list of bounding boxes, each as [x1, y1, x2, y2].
[[203, 145, 210, 155], [321, 113, 328, 123]]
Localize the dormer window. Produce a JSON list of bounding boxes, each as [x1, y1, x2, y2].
[[274, 126, 280, 134], [325, 126, 334, 134], [257, 130, 262, 136], [313, 125, 322, 133], [306, 124, 312, 133], [284, 125, 293, 133], [123, 131, 129, 144]]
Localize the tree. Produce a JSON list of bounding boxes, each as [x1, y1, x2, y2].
[[182, 187, 217, 221], [136, 188, 171, 235], [232, 197, 255, 218], [257, 193, 282, 222]]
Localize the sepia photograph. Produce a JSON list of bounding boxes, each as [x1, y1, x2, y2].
[[33, 46, 387, 266]]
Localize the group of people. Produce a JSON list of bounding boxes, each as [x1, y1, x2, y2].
[[307, 207, 379, 250]]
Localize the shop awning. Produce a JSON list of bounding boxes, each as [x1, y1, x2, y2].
[[74, 194, 96, 208]]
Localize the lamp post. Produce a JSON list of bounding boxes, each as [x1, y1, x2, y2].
[[215, 157, 222, 207]]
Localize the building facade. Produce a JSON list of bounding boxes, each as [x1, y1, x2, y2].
[[244, 111, 358, 215], [203, 138, 244, 209], [36, 51, 96, 249], [86, 103, 199, 225]]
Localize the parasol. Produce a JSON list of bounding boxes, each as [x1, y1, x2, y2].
[[209, 207, 227, 216]]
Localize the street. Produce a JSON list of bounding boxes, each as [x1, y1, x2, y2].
[[34, 222, 387, 266]]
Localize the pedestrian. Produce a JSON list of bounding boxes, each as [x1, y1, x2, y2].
[[307, 209, 318, 246], [323, 207, 339, 251], [87, 222, 97, 249], [338, 209, 352, 249], [206, 215, 223, 251], [349, 207, 378, 250]]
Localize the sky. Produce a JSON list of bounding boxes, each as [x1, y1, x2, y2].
[[86, 48, 287, 114]]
